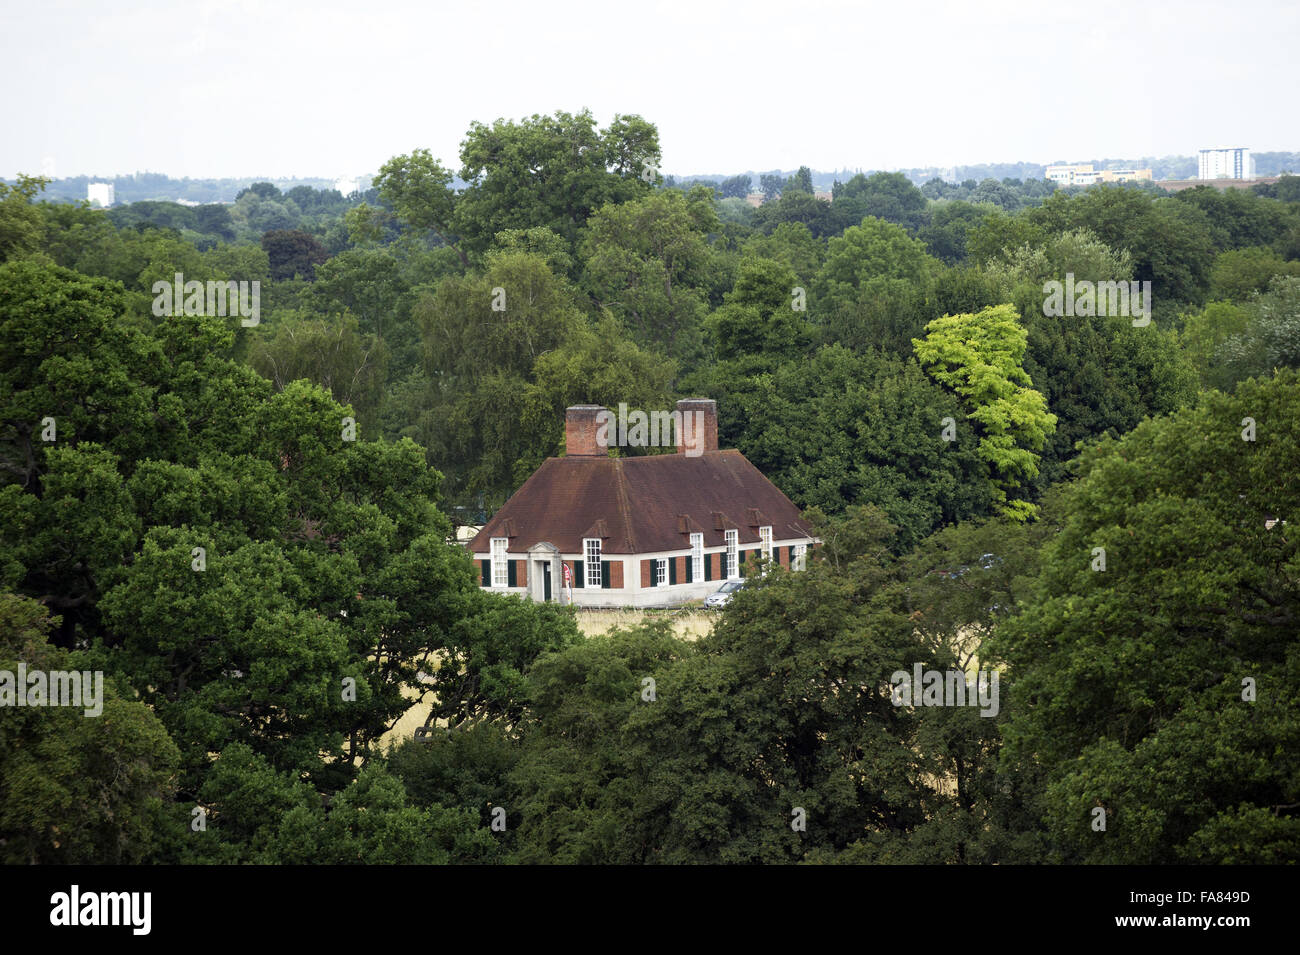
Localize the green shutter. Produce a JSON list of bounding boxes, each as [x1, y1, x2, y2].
[[685, 555, 693, 583], [507, 560, 517, 587], [739, 550, 746, 578], [669, 557, 677, 585], [649, 560, 657, 587], [480, 559, 490, 586], [601, 560, 611, 589], [574, 560, 584, 588], [704, 552, 712, 581]]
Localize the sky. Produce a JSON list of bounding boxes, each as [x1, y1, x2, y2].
[[2, 0, 1296, 181]]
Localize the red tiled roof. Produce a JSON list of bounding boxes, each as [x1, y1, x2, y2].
[[467, 449, 812, 555]]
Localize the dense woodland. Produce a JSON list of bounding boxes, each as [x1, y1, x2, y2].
[[1, 109, 1298, 864]]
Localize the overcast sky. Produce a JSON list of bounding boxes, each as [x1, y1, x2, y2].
[[2, 0, 1295, 180]]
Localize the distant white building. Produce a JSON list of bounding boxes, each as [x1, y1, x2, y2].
[[87, 182, 115, 207], [333, 177, 360, 197], [1046, 163, 1099, 186], [1198, 147, 1252, 180], [1046, 163, 1152, 187]]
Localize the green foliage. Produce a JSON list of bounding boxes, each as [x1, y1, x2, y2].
[[703, 345, 989, 549], [579, 189, 718, 363], [248, 309, 387, 434], [814, 216, 940, 355], [831, 172, 929, 232], [0, 593, 180, 864], [1180, 300, 1253, 390], [0, 256, 577, 855], [990, 374, 1300, 862], [0, 174, 48, 262], [742, 222, 825, 289], [706, 257, 811, 363], [1027, 186, 1216, 304], [261, 228, 330, 281], [450, 110, 660, 262], [913, 304, 1057, 519], [1213, 276, 1300, 384], [1209, 246, 1300, 301]]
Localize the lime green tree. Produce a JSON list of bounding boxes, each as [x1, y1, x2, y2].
[[913, 304, 1056, 519]]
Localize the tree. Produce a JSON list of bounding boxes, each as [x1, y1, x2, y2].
[[813, 216, 941, 355], [701, 343, 990, 547], [579, 188, 718, 362], [261, 229, 330, 281], [1209, 247, 1300, 301], [912, 304, 1057, 520], [106, 200, 198, 233], [453, 110, 660, 263], [784, 166, 813, 195], [231, 191, 299, 235], [410, 250, 586, 502], [1215, 276, 1300, 384], [0, 174, 48, 262], [752, 190, 838, 238], [831, 172, 929, 233], [706, 258, 810, 363], [0, 255, 578, 836], [247, 310, 386, 433], [511, 507, 988, 863], [516, 313, 677, 477], [918, 200, 990, 265], [0, 593, 180, 864], [1180, 300, 1252, 390], [989, 373, 1300, 862], [373, 148, 464, 265], [980, 229, 1197, 486], [1173, 185, 1289, 251], [741, 222, 825, 289], [718, 174, 752, 199], [969, 178, 1020, 212], [1028, 186, 1216, 304]]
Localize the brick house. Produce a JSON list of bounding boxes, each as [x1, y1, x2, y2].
[[467, 399, 817, 607]]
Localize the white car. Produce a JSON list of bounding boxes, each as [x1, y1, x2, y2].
[[704, 579, 745, 608]]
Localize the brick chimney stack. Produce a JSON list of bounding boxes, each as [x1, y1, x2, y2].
[[565, 405, 608, 456], [676, 398, 718, 454]]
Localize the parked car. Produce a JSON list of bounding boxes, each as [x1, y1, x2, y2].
[[704, 579, 745, 608], [929, 553, 1002, 580]]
